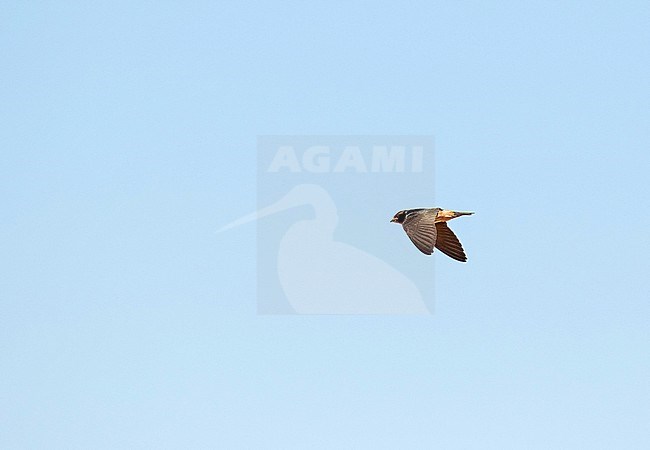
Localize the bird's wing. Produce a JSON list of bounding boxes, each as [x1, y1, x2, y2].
[[402, 210, 437, 255], [434, 222, 467, 262]]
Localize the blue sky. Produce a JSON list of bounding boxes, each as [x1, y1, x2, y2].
[[2, 1, 649, 448]]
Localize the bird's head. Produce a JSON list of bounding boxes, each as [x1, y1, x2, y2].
[[390, 210, 407, 224]]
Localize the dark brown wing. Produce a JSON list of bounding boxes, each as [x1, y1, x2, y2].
[[434, 222, 467, 262], [402, 210, 437, 255]]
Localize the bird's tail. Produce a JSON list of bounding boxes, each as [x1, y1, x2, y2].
[[437, 210, 474, 222]]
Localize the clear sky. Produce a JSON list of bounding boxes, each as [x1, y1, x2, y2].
[[2, 1, 649, 448]]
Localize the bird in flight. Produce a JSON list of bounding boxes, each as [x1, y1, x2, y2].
[[391, 208, 474, 262]]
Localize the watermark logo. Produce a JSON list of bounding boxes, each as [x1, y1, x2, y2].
[[267, 145, 423, 173], [220, 136, 436, 314]]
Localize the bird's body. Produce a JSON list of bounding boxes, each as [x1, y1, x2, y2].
[[391, 208, 473, 262]]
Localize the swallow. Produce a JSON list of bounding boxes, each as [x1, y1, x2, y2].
[[391, 208, 474, 262]]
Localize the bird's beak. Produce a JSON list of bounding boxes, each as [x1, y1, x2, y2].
[[218, 195, 299, 233], [390, 217, 398, 223]]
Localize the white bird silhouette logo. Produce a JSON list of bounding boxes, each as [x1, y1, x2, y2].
[[219, 184, 428, 314]]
